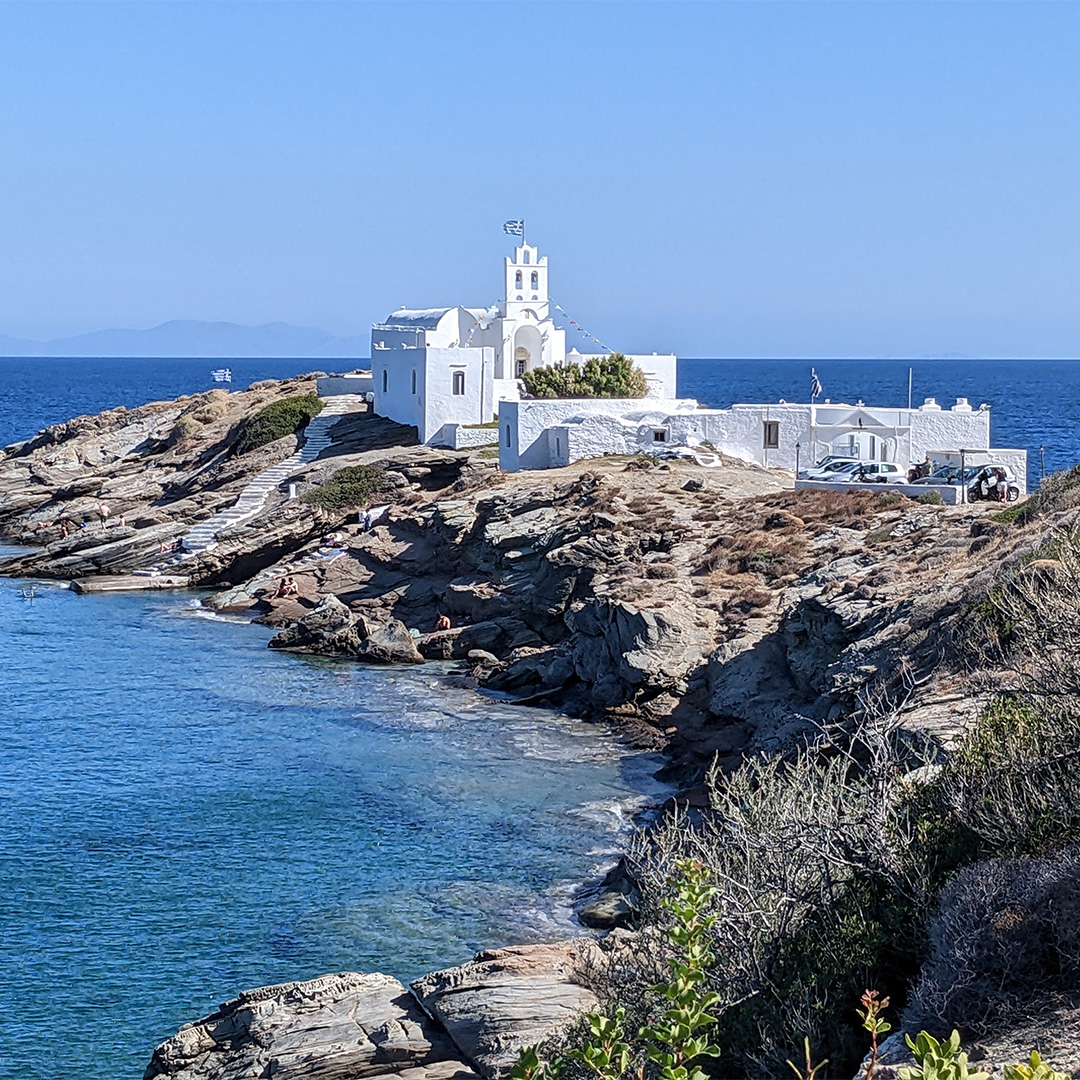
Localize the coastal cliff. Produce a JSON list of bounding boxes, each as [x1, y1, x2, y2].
[[0, 374, 1052, 795], [3, 377, 1072, 1079]]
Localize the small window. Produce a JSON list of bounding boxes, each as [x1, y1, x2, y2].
[[763, 421, 780, 449], [531, 270, 538, 289], [653, 428, 667, 443], [505, 424, 511, 447], [523, 249, 531, 264], [515, 270, 522, 288], [555, 436, 561, 456], [382, 369, 388, 393], [452, 371, 465, 396], [411, 369, 417, 395]]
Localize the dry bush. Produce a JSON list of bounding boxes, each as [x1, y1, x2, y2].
[[645, 562, 680, 580], [905, 849, 1080, 1036], [754, 488, 882, 531], [697, 534, 795, 581], [617, 714, 925, 1077], [169, 414, 202, 443], [187, 390, 229, 424], [724, 585, 773, 614]]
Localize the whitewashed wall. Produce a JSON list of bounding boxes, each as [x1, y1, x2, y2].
[[796, 480, 963, 504], [434, 423, 500, 450], [372, 349, 424, 434], [317, 373, 373, 397], [420, 347, 494, 443], [500, 398, 699, 472]]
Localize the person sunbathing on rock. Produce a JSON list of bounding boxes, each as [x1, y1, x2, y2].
[[276, 576, 299, 598]]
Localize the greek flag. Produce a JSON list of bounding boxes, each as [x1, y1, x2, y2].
[[210, 368, 232, 384], [503, 219, 524, 236], [810, 368, 823, 399]]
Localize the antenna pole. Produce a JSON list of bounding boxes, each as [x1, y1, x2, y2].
[[908, 367, 913, 410]]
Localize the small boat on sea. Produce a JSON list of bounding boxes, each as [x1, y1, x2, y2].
[[210, 368, 232, 384]]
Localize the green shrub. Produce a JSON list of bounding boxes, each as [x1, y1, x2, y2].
[[916, 491, 944, 505], [898, 1030, 989, 1080], [302, 465, 387, 511], [232, 393, 323, 455], [1004, 1051, 1072, 1080], [520, 354, 647, 399], [510, 860, 721, 1080]]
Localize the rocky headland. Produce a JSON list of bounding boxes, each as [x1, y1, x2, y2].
[[2, 377, 1070, 1077]]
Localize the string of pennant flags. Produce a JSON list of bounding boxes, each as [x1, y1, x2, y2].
[[552, 303, 611, 354], [460, 300, 613, 355]]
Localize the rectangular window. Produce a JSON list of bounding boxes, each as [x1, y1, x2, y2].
[[411, 369, 417, 395], [653, 428, 667, 443], [763, 420, 780, 449], [506, 424, 511, 447], [382, 369, 388, 393], [452, 371, 465, 396]]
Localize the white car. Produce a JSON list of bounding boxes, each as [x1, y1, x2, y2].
[[799, 457, 860, 480], [832, 461, 907, 484]]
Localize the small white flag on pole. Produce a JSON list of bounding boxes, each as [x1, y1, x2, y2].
[[503, 219, 524, 236], [811, 368, 823, 400]]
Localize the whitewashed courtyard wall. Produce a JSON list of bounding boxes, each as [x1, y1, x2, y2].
[[499, 398, 699, 472]]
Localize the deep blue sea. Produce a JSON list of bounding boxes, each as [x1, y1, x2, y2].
[[0, 354, 1075, 1077]]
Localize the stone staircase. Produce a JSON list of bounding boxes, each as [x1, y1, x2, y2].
[[176, 394, 366, 557]]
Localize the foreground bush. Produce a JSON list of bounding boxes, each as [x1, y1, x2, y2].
[[302, 465, 388, 511], [511, 859, 721, 1080], [520, 354, 647, 399], [905, 849, 1080, 1036], [232, 393, 322, 455]]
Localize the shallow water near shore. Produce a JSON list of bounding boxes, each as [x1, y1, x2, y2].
[[0, 582, 667, 1079]]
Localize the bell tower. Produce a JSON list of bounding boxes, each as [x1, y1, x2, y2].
[[503, 243, 549, 322]]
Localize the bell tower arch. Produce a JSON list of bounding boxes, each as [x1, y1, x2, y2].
[[504, 243, 549, 322]]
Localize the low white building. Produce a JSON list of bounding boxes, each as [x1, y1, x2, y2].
[[500, 395, 1028, 492], [369, 242, 676, 445]]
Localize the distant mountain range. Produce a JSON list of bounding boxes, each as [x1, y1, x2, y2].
[[0, 320, 370, 358]]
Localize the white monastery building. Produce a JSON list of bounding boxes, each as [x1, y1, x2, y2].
[[501, 394, 1026, 494], [350, 239, 1026, 492], [369, 242, 676, 446]]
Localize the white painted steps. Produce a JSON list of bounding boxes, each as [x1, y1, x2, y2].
[[177, 395, 366, 556]]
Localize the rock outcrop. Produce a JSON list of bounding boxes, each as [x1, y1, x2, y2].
[[269, 595, 423, 663], [144, 971, 478, 1080], [145, 943, 603, 1080], [410, 943, 601, 1079]]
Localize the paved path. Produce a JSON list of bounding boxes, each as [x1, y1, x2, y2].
[[178, 394, 367, 555]]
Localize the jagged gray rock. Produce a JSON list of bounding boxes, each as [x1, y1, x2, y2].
[[269, 596, 422, 663], [144, 971, 478, 1080], [411, 943, 601, 1080]]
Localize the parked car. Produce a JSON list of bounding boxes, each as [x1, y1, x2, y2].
[[911, 465, 963, 485], [798, 457, 860, 480], [832, 461, 908, 484], [911, 463, 1020, 502], [966, 464, 1020, 502]]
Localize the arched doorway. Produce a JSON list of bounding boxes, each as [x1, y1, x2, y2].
[[513, 325, 542, 377]]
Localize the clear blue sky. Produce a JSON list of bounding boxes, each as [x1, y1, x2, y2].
[[1, 1, 1079, 357]]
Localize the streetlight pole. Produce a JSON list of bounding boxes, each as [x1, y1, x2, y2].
[[795, 442, 801, 487], [960, 448, 967, 504], [1040, 445, 1046, 487]]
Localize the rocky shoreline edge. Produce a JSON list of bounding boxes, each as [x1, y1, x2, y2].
[[143, 942, 606, 1080], [3, 376, 1066, 1077]]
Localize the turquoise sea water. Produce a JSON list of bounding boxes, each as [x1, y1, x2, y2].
[[0, 580, 665, 1079]]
